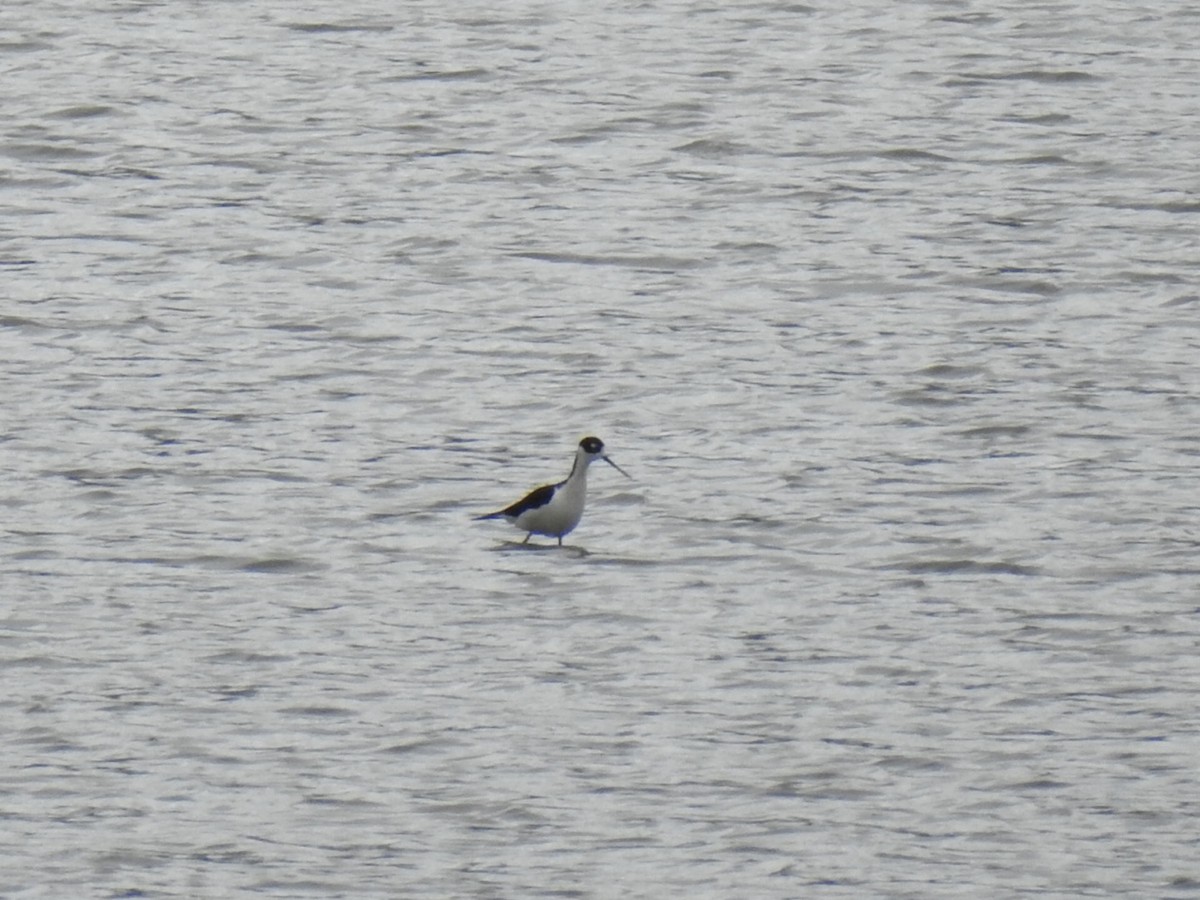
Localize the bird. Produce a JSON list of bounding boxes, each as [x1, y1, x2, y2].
[[474, 436, 631, 546]]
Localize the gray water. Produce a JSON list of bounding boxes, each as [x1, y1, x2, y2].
[[3, 1, 1199, 897]]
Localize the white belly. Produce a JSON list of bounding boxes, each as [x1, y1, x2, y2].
[[511, 479, 586, 537]]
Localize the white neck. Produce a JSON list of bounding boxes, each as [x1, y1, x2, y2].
[[565, 448, 593, 484]]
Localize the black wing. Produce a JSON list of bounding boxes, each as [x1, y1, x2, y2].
[[475, 483, 556, 520]]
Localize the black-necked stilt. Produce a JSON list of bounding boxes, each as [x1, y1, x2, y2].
[[474, 436, 631, 546]]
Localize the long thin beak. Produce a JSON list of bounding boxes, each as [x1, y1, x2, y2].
[[603, 455, 631, 478]]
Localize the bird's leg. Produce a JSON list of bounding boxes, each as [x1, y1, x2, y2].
[[522, 533, 531, 544], [557, 535, 563, 547]]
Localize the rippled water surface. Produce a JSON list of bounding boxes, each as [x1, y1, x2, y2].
[[4, 1, 1200, 897]]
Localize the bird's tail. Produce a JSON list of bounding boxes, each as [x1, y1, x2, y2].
[[473, 511, 504, 521]]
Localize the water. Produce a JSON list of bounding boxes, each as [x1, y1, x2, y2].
[[3, 1, 1199, 896]]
